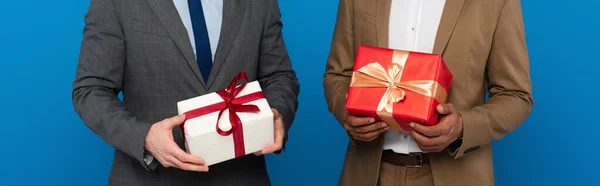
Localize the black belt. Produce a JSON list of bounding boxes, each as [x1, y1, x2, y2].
[[381, 150, 430, 168]]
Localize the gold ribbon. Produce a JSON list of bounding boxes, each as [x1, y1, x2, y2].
[[350, 51, 448, 129]]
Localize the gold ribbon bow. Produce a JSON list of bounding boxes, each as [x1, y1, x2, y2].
[[350, 51, 448, 129]]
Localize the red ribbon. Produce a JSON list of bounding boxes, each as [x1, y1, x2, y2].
[[180, 72, 265, 157]]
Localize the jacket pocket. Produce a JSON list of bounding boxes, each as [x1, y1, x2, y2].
[[355, 11, 376, 25], [129, 21, 171, 38]]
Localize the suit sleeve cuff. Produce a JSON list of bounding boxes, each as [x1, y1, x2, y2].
[[132, 122, 154, 171], [452, 110, 484, 159]]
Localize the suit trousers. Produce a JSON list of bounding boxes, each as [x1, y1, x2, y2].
[[377, 161, 434, 186]]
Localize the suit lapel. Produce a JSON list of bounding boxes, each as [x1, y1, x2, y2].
[[206, 0, 247, 89], [432, 0, 466, 55], [376, 0, 392, 48], [146, 0, 206, 87]]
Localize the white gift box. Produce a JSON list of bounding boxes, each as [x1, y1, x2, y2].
[[177, 81, 274, 166]]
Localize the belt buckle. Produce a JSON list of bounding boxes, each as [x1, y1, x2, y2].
[[405, 153, 423, 168]]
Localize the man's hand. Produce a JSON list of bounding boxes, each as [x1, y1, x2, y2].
[[145, 115, 208, 172], [254, 109, 285, 155], [411, 103, 463, 152], [343, 112, 389, 142]]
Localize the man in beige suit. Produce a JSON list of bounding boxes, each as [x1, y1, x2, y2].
[[323, 0, 533, 185]]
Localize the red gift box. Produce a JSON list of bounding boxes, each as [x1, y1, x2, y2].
[[346, 46, 454, 131]]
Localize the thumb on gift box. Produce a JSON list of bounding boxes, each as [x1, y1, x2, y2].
[[437, 104, 456, 115], [166, 114, 187, 128]]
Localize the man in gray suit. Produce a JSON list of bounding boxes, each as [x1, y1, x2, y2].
[[72, 0, 299, 185]]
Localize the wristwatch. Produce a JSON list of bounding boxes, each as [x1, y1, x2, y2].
[[143, 152, 154, 165], [447, 137, 463, 153]]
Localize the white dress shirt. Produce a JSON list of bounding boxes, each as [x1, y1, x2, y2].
[[383, 0, 446, 154], [144, 0, 223, 166]]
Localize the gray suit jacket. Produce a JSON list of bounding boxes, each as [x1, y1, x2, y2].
[[72, 0, 299, 185]]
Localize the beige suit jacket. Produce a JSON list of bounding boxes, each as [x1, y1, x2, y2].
[[323, 0, 534, 185]]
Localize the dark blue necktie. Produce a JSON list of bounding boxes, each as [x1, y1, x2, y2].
[[188, 0, 213, 82]]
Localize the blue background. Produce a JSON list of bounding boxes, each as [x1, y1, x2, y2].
[[1, 0, 599, 185]]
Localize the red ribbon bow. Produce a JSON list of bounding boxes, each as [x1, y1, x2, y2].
[[181, 72, 265, 157]]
